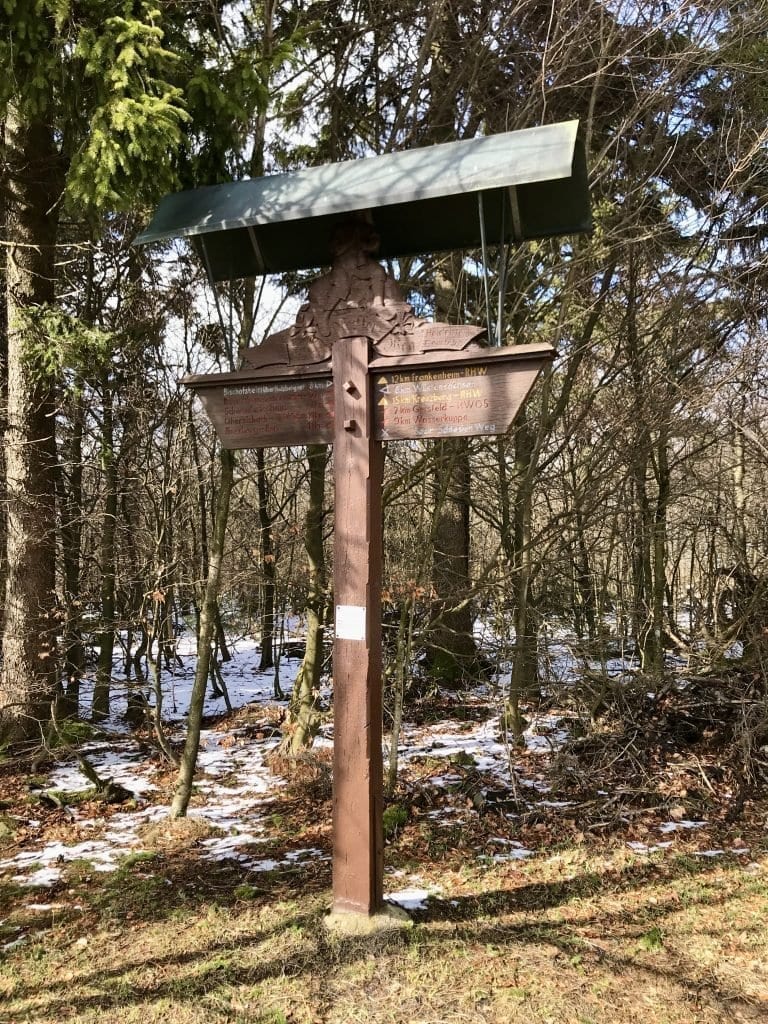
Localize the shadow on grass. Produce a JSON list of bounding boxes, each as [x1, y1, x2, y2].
[[418, 850, 735, 922], [5, 849, 763, 1021]]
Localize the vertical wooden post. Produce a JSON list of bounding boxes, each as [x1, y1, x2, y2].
[[331, 335, 384, 916]]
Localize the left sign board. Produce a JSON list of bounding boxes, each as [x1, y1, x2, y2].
[[187, 372, 334, 448]]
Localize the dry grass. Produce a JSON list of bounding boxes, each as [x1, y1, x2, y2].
[[1, 837, 766, 1023], [2, 677, 767, 1023]]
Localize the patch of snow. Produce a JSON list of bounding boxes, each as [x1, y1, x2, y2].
[[15, 868, 63, 888], [522, 714, 570, 753], [385, 887, 433, 911], [627, 841, 674, 854], [519, 777, 551, 792], [724, 641, 744, 660], [199, 832, 265, 861], [1, 836, 128, 883], [694, 849, 725, 857], [399, 719, 508, 779], [198, 836, 330, 873], [429, 774, 463, 787], [76, 635, 292, 733], [486, 838, 534, 862], [605, 656, 638, 676], [283, 848, 327, 862], [658, 819, 707, 834], [48, 743, 160, 795], [250, 859, 280, 872], [423, 807, 468, 820]]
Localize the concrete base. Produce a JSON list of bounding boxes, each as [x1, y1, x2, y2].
[[323, 902, 413, 937]]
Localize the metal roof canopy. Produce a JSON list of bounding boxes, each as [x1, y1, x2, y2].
[[135, 120, 590, 281]]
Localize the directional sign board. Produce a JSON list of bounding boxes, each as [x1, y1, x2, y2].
[[372, 347, 551, 441], [183, 318, 554, 923], [185, 344, 554, 451], [190, 372, 334, 448], [140, 120, 590, 925]]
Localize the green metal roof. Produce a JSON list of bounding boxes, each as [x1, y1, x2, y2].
[[135, 120, 590, 280]]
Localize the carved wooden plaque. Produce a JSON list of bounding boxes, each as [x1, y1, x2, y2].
[[195, 376, 334, 449]]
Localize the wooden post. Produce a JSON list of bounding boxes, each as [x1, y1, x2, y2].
[[331, 336, 384, 915], [182, 231, 555, 923]]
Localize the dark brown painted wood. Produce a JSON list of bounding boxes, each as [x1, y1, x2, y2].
[[330, 336, 384, 916], [181, 235, 555, 922], [374, 352, 551, 442], [194, 375, 334, 449]]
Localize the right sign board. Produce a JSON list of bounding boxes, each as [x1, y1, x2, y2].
[[371, 345, 554, 442]]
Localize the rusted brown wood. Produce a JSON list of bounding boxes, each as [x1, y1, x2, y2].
[[330, 336, 384, 916]]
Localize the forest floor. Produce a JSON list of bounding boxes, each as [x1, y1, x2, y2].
[[0, 631, 766, 1023]]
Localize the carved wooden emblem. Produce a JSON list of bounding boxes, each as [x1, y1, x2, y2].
[[240, 220, 486, 372]]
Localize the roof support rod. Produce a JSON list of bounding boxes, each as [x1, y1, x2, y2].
[[495, 193, 508, 348], [477, 192, 495, 346], [508, 185, 524, 243], [200, 236, 236, 371], [498, 186, 525, 348], [244, 275, 267, 351], [247, 225, 266, 275]]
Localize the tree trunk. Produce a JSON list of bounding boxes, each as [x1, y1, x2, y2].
[[427, 260, 476, 684], [93, 372, 118, 720], [57, 387, 85, 718], [429, 438, 476, 683], [0, 108, 60, 744], [257, 447, 277, 674], [626, 251, 659, 673], [171, 448, 235, 816], [280, 443, 327, 754], [0, 167, 7, 656], [650, 427, 670, 676], [504, 410, 539, 743]]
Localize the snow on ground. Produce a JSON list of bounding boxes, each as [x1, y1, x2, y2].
[[0, 636, 303, 887], [398, 717, 510, 779], [485, 838, 534, 863], [385, 887, 435, 911], [659, 819, 708, 834], [384, 868, 443, 910], [50, 743, 161, 795], [78, 629, 295, 731], [0, 628, 742, 891]]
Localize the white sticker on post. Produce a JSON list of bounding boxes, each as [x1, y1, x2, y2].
[[335, 604, 367, 641]]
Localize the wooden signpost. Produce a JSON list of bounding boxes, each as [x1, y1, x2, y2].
[[138, 121, 590, 925], [184, 225, 555, 919]]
